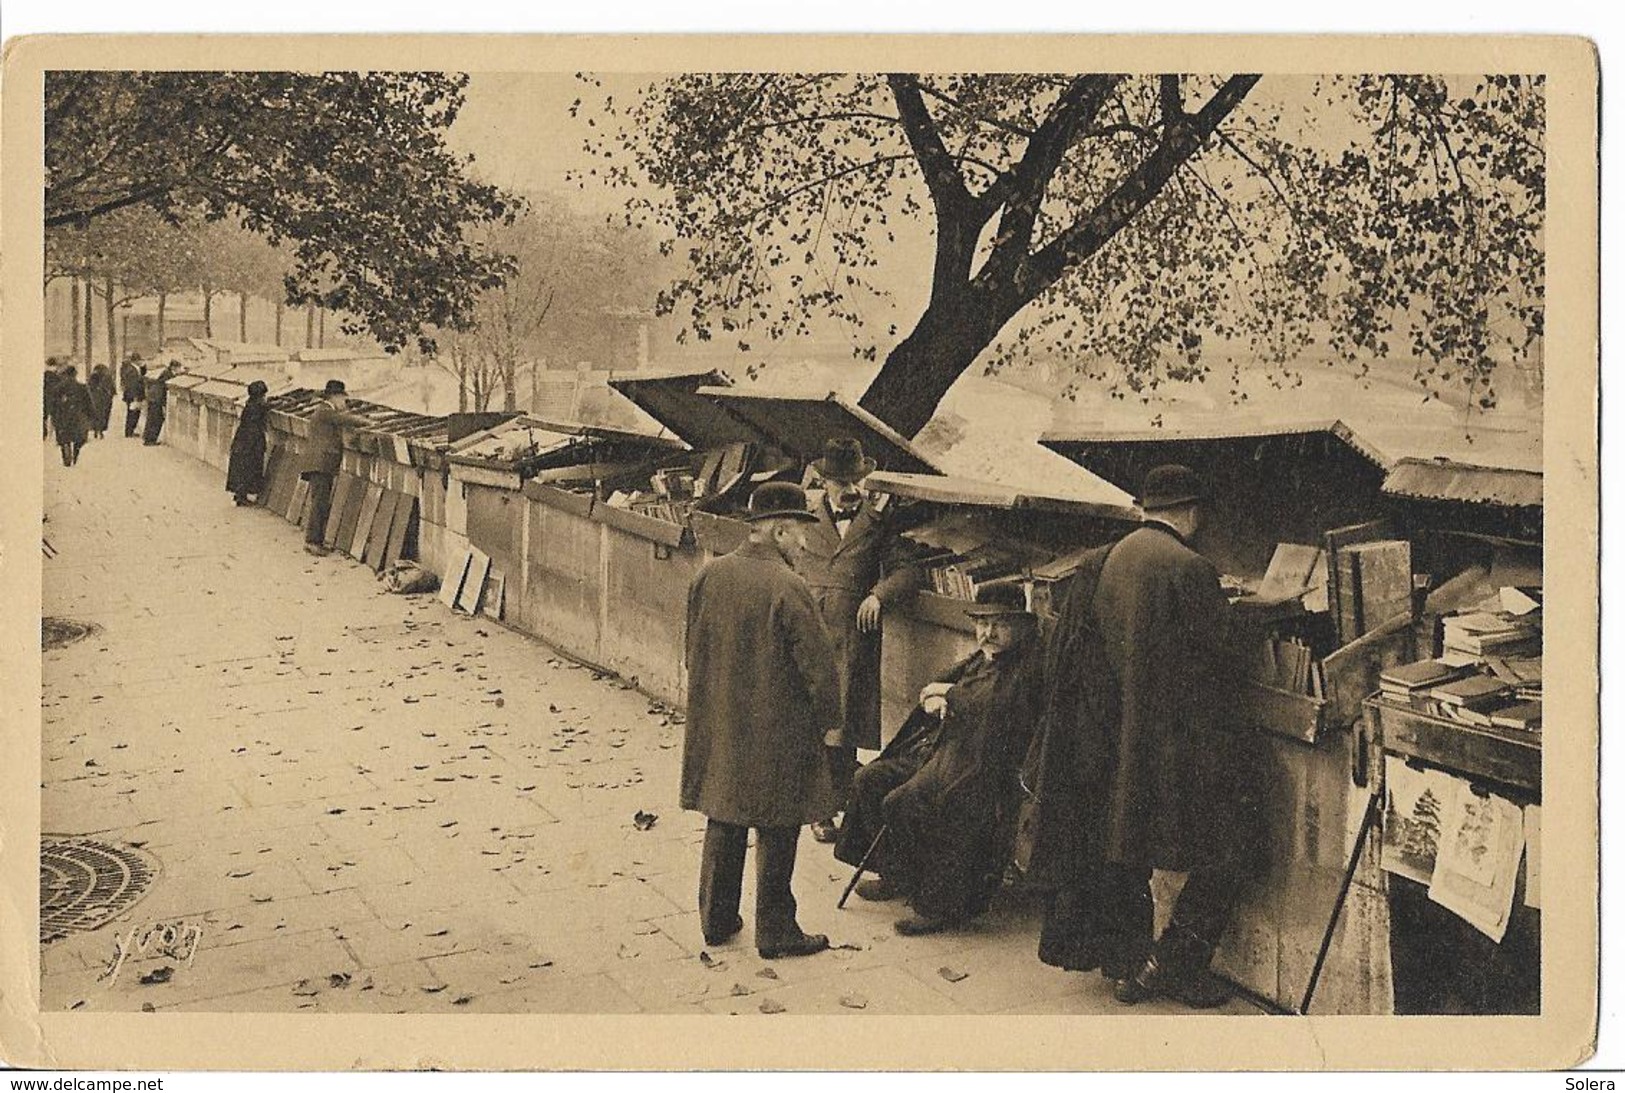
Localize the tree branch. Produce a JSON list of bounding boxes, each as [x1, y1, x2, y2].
[[1022, 74, 1260, 296], [886, 74, 972, 214], [914, 82, 1039, 139], [44, 184, 174, 229]]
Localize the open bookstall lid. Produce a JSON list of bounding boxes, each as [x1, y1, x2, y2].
[[866, 470, 1139, 523], [1039, 418, 1392, 486], [606, 369, 764, 450], [696, 388, 943, 475], [1382, 457, 1543, 510]]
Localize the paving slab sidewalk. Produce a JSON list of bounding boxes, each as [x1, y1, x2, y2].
[[39, 435, 1257, 1017]]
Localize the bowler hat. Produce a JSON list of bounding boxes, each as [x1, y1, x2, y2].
[[745, 481, 819, 523], [812, 437, 876, 482], [323, 379, 348, 396], [964, 582, 1034, 618], [1138, 464, 1208, 511]]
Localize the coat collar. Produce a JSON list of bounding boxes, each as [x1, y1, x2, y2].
[[734, 538, 793, 566], [1141, 518, 1191, 548]]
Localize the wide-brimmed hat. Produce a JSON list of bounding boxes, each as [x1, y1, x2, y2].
[[812, 437, 876, 482], [744, 481, 819, 523], [964, 582, 1034, 618], [1138, 464, 1208, 511], [323, 379, 348, 396]]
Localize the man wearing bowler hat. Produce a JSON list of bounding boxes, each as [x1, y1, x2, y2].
[[1076, 463, 1256, 1008], [835, 581, 1044, 936], [799, 436, 925, 843], [298, 379, 373, 556], [681, 481, 843, 959]]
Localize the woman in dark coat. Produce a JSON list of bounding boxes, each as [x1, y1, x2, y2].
[[87, 365, 116, 439], [226, 380, 271, 505], [43, 361, 62, 440], [49, 366, 94, 467]]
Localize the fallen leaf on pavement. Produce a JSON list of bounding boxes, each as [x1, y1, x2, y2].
[[426, 929, 450, 937], [758, 999, 787, 1014], [528, 960, 554, 970], [632, 810, 658, 831], [328, 972, 352, 989], [420, 984, 447, 994], [699, 952, 724, 970], [730, 983, 750, 997], [452, 995, 473, 1006], [137, 966, 175, 986], [291, 979, 319, 997], [839, 994, 869, 1010], [141, 1003, 156, 1013], [227, 870, 254, 879], [755, 967, 780, 980], [938, 966, 970, 983]]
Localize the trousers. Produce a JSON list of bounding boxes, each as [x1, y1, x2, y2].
[[698, 819, 802, 947], [124, 404, 141, 437], [304, 471, 335, 545]]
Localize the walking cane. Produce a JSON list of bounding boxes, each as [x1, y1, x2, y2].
[[1299, 790, 1382, 1015], [836, 824, 889, 910]]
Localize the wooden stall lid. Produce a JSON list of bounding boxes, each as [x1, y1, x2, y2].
[[607, 369, 764, 450], [1039, 418, 1393, 477], [1319, 615, 1417, 730], [523, 480, 597, 518], [688, 509, 750, 556], [698, 387, 943, 475], [1323, 517, 1403, 647], [866, 469, 1140, 523], [593, 501, 693, 549]]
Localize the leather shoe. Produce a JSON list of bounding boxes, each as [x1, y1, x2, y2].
[[893, 914, 952, 937], [810, 818, 840, 844], [758, 932, 830, 959], [854, 877, 903, 902], [1112, 953, 1231, 1009], [703, 915, 745, 947]]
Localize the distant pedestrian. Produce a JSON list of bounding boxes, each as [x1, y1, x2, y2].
[[43, 359, 63, 441], [681, 481, 843, 960], [49, 365, 93, 467], [141, 361, 179, 445], [297, 379, 371, 555], [87, 364, 116, 439], [120, 355, 145, 438], [226, 381, 271, 506]]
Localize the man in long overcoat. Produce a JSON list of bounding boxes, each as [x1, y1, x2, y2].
[[1027, 464, 1260, 1008], [298, 379, 372, 555], [88, 364, 116, 438], [682, 482, 843, 960], [797, 437, 924, 842], [120, 356, 146, 438], [49, 365, 93, 467], [836, 583, 1042, 935], [141, 361, 179, 445]]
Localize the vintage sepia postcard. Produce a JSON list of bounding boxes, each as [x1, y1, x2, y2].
[[0, 33, 1599, 1071]]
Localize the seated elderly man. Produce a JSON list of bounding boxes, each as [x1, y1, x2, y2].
[[833, 583, 1043, 935]]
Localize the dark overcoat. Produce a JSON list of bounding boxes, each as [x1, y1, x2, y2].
[[882, 643, 1043, 920], [298, 402, 372, 477], [88, 367, 116, 433], [795, 488, 924, 750], [119, 361, 143, 404], [226, 397, 271, 496], [49, 377, 94, 446], [1091, 523, 1242, 873], [681, 538, 842, 827]]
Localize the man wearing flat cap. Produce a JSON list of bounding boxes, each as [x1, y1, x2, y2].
[[298, 379, 372, 556], [681, 481, 843, 959], [835, 582, 1043, 936], [798, 436, 926, 842], [1030, 463, 1254, 1007]]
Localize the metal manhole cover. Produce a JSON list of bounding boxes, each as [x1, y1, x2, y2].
[[42, 617, 98, 651], [40, 837, 160, 944]]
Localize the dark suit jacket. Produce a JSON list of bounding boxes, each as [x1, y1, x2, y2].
[[795, 488, 924, 750], [298, 402, 372, 476]]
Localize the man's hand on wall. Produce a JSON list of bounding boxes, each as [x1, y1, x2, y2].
[[856, 594, 883, 633]]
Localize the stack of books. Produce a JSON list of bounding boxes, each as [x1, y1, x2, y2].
[[1379, 658, 1474, 701], [925, 544, 1027, 602], [1443, 610, 1541, 661], [1255, 636, 1323, 697]]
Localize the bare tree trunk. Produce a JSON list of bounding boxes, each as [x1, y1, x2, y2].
[[239, 291, 249, 342], [318, 307, 326, 348], [457, 360, 469, 413], [274, 299, 283, 346], [82, 278, 94, 378], [203, 286, 214, 338], [305, 303, 316, 349], [157, 292, 167, 351], [69, 279, 81, 361], [103, 275, 117, 366], [501, 354, 517, 413]]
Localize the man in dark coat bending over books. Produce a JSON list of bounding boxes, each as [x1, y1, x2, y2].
[[834, 583, 1042, 935], [1026, 464, 1261, 1008]]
